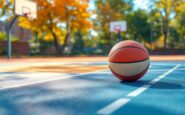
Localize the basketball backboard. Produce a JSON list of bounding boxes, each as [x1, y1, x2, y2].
[[14, 0, 37, 20], [110, 21, 127, 32]]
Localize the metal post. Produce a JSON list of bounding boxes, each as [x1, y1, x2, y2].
[[117, 32, 122, 42], [150, 25, 153, 43], [7, 29, 11, 59], [7, 15, 19, 59]]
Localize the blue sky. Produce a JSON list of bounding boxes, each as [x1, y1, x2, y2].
[[134, 0, 150, 10], [89, 0, 150, 10]]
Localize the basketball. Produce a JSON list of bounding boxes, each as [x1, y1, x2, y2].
[[108, 40, 150, 82]]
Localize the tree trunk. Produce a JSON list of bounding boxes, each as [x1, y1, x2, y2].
[[164, 29, 167, 49], [163, 17, 168, 49], [51, 30, 71, 56], [163, 6, 169, 49], [47, 12, 62, 56], [60, 32, 71, 55], [51, 31, 61, 55]]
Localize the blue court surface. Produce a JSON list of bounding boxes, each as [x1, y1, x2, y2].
[[0, 61, 185, 115]]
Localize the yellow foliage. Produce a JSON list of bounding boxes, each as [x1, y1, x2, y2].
[[44, 32, 65, 44], [0, 0, 14, 16], [155, 12, 161, 17], [156, 0, 173, 9], [44, 33, 53, 41], [175, 1, 185, 13], [155, 35, 164, 48], [156, 0, 185, 14], [11, 0, 14, 4], [145, 42, 155, 50], [18, 0, 92, 38]]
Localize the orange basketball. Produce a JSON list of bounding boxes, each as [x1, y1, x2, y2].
[[108, 40, 150, 82]]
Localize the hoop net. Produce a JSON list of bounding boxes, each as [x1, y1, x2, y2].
[[114, 25, 121, 33], [24, 12, 35, 20], [22, 7, 34, 20]]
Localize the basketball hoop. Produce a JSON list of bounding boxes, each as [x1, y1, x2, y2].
[[114, 25, 121, 33], [110, 21, 127, 32], [15, 0, 37, 20], [23, 12, 34, 20], [22, 7, 34, 20]]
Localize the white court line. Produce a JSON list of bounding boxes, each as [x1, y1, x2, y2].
[[97, 64, 181, 115], [149, 68, 185, 72], [127, 64, 180, 97], [97, 98, 130, 115], [0, 69, 109, 91], [149, 64, 181, 84], [127, 85, 151, 97], [0, 61, 106, 67]]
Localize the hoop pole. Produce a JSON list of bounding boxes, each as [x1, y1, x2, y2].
[[117, 32, 122, 42], [7, 15, 19, 59]]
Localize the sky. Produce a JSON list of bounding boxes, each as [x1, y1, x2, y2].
[[134, 0, 150, 10], [89, 0, 150, 10]]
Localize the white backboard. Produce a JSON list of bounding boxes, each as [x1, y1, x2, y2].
[[110, 21, 127, 32], [14, 0, 37, 19]]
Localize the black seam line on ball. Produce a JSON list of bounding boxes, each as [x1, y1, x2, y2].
[[111, 58, 149, 63], [109, 46, 149, 58]]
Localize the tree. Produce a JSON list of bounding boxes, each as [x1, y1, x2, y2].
[[173, 1, 185, 48], [95, 0, 131, 53], [154, 0, 180, 49], [19, 0, 93, 55], [0, 0, 14, 21], [71, 31, 84, 55], [126, 10, 151, 43]]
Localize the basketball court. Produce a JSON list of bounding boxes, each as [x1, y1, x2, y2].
[[1, 0, 185, 115], [0, 56, 185, 115]]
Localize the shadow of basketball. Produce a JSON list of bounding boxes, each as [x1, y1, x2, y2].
[[120, 80, 183, 89]]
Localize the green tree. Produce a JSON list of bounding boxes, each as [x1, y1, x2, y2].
[[71, 31, 85, 55], [126, 10, 151, 43], [154, 0, 180, 48]]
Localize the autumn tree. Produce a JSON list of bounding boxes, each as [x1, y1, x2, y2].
[[0, 0, 12, 17], [154, 0, 182, 49], [19, 0, 92, 55], [173, 1, 185, 48]]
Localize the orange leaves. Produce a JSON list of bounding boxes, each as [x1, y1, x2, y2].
[[54, 0, 92, 32], [44, 28, 65, 43], [18, 0, 92, 43], [0, 0, 13, 16], [0, 0, 4, 8]]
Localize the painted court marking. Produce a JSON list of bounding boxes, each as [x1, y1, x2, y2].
[[149, 68, 184, 72], [97, 64, 181, 115], [0, 62, 107, 67], [127, 84, 151, 97], [97, 98, 130, 115], [0, 69, 109, 91]]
